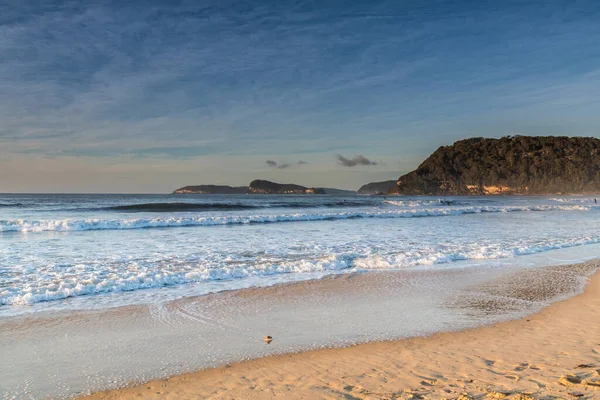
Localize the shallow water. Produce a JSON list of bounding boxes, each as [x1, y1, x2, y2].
[[1, 194, 599, 314], [1, 194, 600, 398], [1, 254, 597, 399]]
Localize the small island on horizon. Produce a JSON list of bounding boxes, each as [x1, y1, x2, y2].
[[174, 136, 600, 196], [173, 180, 354, 195]]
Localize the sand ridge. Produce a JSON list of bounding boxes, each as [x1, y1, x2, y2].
[[81, 263, 600, 400]]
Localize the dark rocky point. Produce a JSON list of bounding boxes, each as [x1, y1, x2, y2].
[[390, 136, 600, 195]]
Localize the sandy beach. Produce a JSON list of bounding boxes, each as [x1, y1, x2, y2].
[[82, 262, 600, 400], [5, 1, 600, 398]]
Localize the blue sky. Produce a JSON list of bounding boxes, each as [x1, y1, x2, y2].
[[1, 0, 599, 192]]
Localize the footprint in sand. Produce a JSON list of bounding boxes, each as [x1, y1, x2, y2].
[[482, 358, 496, 367], [528, 378, 547, 390], [514, 362, 539, 372], [514, 362, 529, 372], [504, 374, 520, 382], [575, 363, 596, 369], [511, 394, 536, 400], [559, 374, 582, 387], [417, 376, 438, 386], [484, 388, 512, 398]]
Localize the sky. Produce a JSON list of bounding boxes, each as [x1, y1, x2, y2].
[[1, 0, 600, 193]]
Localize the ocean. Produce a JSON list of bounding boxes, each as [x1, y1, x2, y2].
[[1, 193, 599, 398], [1, 193, 599, 314]]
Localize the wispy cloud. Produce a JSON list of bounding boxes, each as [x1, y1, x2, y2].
[[2, 1, 600, 191], [265, 160, 294, 169], [336, 155, 378, 167]]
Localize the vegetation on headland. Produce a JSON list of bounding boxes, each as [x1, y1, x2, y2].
[[248, 180, 325, 194], [173, 185, 248, 194], [391, 136, 600, 195], [357, 180, 397, 194], [173, 180, 326, 194]]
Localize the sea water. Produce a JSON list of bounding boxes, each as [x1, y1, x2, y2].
[[1, 194, 599, 313], [1, 194, 599, 398]]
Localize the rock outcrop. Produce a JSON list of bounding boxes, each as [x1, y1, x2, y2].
[[391, 136, 600, 195]]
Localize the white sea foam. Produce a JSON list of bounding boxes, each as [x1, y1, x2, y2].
[[0, 204, 594, 232], [3, 233, 600, 307], [384, 199, 460, 206], [2, 195, 600, 312], [0, 254, 354, 306], [353, 236, 600, 269], [550, 197, 596, 204]]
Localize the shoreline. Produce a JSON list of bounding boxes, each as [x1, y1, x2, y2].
[[81, 262, 600, 400]]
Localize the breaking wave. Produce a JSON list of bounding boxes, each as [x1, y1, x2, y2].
[[0, 204, 595, 232], [105, 203, 258, 212], [384, 199, 465, 207], [0, 203, 24, 207], [550, 197, 597, 204], [3, 233, 600, 306], [85, 200, 378, 212]]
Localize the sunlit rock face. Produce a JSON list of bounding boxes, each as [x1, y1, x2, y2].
[[391, 136, 600, 195]]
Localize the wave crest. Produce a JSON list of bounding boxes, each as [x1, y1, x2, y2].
[[86, 200, 377, 212], [0, 204, 595, 232], [3, 233, 600, 306]]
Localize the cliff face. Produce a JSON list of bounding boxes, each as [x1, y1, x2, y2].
[[393, 136, 600, 195], [173, 185, 248, 194], [248, 180, 325, 194], [357, 180, 397, 194]]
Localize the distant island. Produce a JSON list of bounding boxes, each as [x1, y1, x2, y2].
[[173, 180, 334, 195], [248, 180, 325, 194], [175, 136, 600, 196], [388, 136, 600, 195], [317, 187, 356, 195], [173, 185, 248, 194], [357, 180, 397, 195]]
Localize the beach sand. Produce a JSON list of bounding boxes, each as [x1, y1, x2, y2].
[[81, 263, 600, 400]]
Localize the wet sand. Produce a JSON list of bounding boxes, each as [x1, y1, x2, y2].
[[82, 261, 600, 400]]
